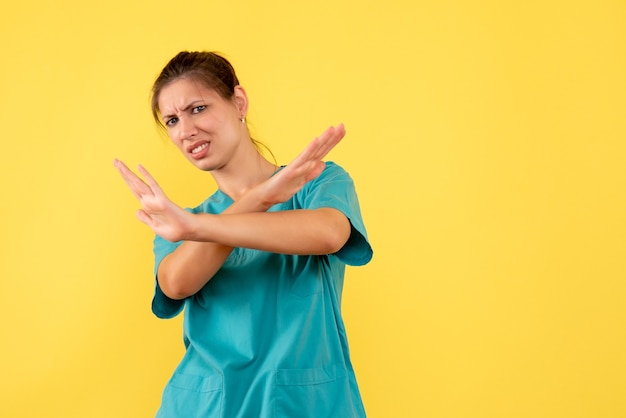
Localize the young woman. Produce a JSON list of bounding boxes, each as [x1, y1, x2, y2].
[[114, 51, 373, 417]]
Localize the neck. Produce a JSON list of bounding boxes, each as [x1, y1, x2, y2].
[[211, 151, 277, 201]]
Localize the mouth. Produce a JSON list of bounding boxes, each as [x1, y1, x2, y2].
[[187, 141, 210, 159]]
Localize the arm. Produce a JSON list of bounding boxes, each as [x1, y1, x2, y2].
[[189, 208, 350, 255], [158, 207, 350, 298], [115, 125, 347, 300], [154, 190, 272, 300]]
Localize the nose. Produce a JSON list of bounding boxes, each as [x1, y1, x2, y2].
[[176, 116, 198, 142]]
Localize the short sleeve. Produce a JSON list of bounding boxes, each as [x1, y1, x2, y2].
[[299, 162, 373, 266], [151, 234, 185, 319]]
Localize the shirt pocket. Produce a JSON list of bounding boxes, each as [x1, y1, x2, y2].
[[156, 372, 223, 418], [274, 365, 363, 417]]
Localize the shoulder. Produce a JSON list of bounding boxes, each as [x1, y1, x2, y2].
[[290, 161, 360, 209], [322, 161, 349, 175], [312, 161, 354, 184]]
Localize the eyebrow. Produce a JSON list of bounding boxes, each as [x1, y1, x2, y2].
[[161, 100, 205, 121]]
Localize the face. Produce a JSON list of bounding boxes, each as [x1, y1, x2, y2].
[[157, 78, 247, 171]]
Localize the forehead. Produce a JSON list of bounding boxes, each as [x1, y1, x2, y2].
[[157, 78, 222, 114]]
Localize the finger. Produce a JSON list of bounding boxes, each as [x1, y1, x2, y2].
[[295, 128, 331, 160], [286, 124, 346, 172], [137, 164, 167, 198], [306, 124, 345, 161], [293, 125, 337, 164], [114, 159, 152, 200], [312, 124, 345, 160], [310, 126, 336, 156], [136, 209, 154, 228], [113, 158, 135, 183]]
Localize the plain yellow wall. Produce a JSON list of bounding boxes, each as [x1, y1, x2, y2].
[[1, 1, 625, 417]]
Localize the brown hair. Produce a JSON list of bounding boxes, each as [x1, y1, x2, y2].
[[151, 51, 240, 125]]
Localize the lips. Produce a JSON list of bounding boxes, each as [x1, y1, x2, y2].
[[187, 141, 210, 159]]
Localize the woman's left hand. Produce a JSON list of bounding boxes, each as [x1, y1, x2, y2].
[[251, 124, 346, 207], [113, 159, 195, 242]]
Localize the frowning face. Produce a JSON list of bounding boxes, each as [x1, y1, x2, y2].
[[158, 77, 247, 172]]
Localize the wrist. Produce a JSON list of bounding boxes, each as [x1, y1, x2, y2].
[[187, 213, 214, 241], [237, 185, 275, 212]]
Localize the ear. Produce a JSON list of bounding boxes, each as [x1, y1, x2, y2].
[[233, 85, 249, 118]]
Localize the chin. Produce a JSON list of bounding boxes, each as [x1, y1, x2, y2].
[[191, 159, 219, 172]]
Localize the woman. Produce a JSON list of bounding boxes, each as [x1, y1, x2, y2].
[[114, 51, 373, 417]]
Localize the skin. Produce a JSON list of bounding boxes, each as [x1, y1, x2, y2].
[[114, 78, 351, 300]]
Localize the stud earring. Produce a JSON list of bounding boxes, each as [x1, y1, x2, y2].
[[241, 116, 246, 124]]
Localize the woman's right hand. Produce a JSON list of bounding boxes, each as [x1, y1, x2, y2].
[[113, 159, 198, 242], [252, 124, 346, 206]]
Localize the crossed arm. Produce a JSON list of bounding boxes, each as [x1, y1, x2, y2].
[[114, 125, 350, 300]]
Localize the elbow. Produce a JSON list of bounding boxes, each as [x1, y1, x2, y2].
[[158, 276, 192, 300], [327, 230, 350, 254], [157, 267, 195, 300], [320, 212, 351, 254], [156, 250, 220, 300]]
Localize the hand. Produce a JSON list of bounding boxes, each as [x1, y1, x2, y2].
[[253, 124, 346, 206], [113, 159, 195, 242]]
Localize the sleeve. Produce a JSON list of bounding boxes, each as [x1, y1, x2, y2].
[[300, 161, 373, 266], [151, 232, 185, 319], [150, 195, 228, 319]]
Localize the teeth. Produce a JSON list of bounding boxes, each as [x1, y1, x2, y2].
[[191, 143, 209, 154]]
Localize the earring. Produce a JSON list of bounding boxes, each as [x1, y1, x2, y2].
[[241, 116, 246, 124]]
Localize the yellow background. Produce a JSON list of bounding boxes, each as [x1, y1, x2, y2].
[[1, 1, 625, 417]]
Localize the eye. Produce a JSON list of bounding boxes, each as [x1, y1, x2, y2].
[[165, 117, 178, 127], [192, 105, 206, 114]]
